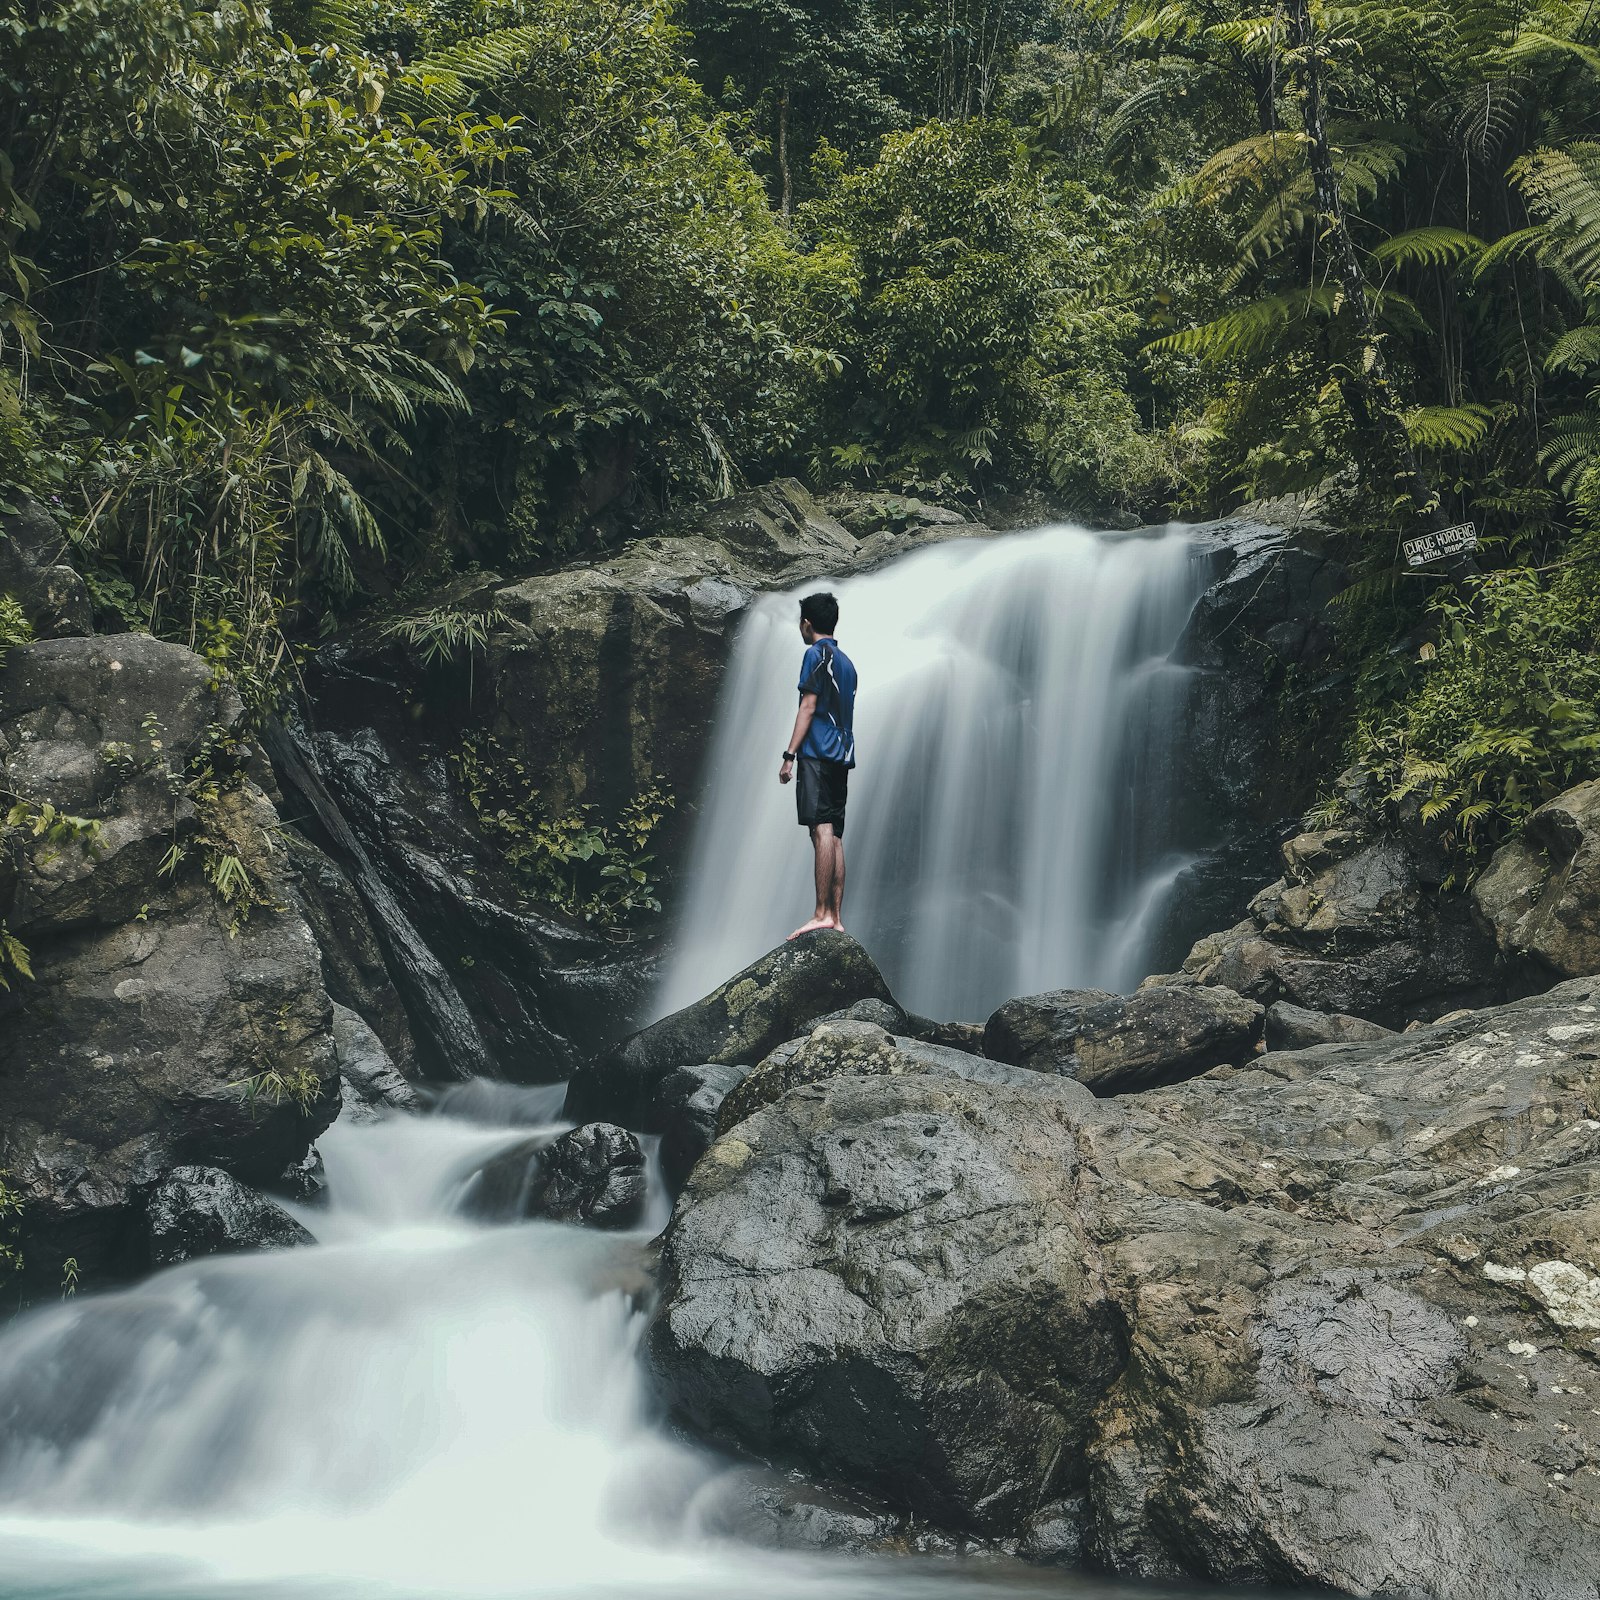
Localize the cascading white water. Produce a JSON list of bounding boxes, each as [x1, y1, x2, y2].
[[0, 1101, 1250, 1600], [659, 524, 1208, 1020]]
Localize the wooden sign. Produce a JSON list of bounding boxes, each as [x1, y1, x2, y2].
[[1402, 522, 1477, 569]]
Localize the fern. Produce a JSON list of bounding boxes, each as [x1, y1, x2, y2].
[[1546, 324, 1600, 373], [1147, 285, 1338, 361], [1372, 228, 1487, 271], [387, 26, 544, 114], [1403, 403, 1497, 450]]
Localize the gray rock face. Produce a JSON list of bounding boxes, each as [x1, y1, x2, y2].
[[145, 1165, 313, 1268], [564, 932, 897, 1129], [283, 827, 418, 1077], [982, 984, 1263, 1093], [653, 978, 1600, 1593], [1263, 999, 1395, 1051], [1474, 779, 1600, 981], [0, 498, 92, 639], [653, 1062, 751, 1193], [1158, 823, 1502, 1026], [0, 633, 340, 1298], [333, 1002, 419, 1122], [717, 1020, 1034, 1133], [652, 1074, 1130, 1533], [467, 1123, 647, 1229]]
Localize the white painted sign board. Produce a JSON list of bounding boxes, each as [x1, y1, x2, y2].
[[1402, 522, 1477, 568]]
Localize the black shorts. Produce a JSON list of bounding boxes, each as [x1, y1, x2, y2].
[[796, 757, 849, 835]]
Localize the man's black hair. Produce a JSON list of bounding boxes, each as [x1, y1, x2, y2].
[[800, 591, 839, 635]]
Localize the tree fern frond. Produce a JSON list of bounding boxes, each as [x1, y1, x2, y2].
[[1403, 403, 1496, 450], [1540, 411, 1600, 493], [1146, 286, 1338, 361], [300, 0, 368, 47], [1547, 324, 1600, 373], [1372, 227, 1487, 271], [388, 25, 543, 113], [1473, 225, 1559, 275], [1157, 131, 1304, 208], [1502, 28, 1600, 78]]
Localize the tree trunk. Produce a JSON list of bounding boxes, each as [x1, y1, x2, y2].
[[1284, 0, 1472, 569], [777, 87, 792, 217]]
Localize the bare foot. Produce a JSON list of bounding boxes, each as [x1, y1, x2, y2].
[[787, 915, 836, 940]]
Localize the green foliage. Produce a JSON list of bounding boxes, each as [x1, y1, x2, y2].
[[382, 604, 506, 667], [799, 118, 1155, 504], [0, 594, 32, 667], [1358, 557, 1600, 865], [232, 1064, 324, 1116], [0, 925, 32, 991], [453, 733, 674, 925]]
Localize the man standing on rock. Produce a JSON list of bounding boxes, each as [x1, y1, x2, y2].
[[779, 591, 857, 938]]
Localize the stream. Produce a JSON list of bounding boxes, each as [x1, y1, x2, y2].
[[0, 1096, 1286, 1600]]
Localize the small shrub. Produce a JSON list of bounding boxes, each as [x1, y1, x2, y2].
[[453, 733, 673, 926]]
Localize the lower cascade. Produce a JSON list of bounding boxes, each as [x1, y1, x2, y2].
[[0, 1100, 1249, 1600], [659, 524, 1209, 1021]]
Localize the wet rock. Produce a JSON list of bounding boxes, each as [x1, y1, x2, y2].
[[716, 1020, 1032, 1132], [1157, 823, 1502, 1026], [981, 984, 1263, 1093], [653, 1062, 751, 1193], [564, 932, 897, 1129], [0, 497, 92, 639], [0, 633, 340, 1297], [803, 997, 909, 1034], [1263, 999, 1394, 1051], [279, 712, 652, 1081], [144, 1166, 313, 1268], [278, 1145, 327, 1204], [651, 1073, 1130, 1533], [468, 1123, 647, 1229], [333, 1002, 419, 1122], [692, 1467, 970, 1556], [654, 974, 1600, 1591], [282, 827, 418, 1077], [1474, 779, 1600, 981]]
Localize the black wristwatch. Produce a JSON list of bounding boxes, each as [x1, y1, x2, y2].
[[782, 750, 797, 763]]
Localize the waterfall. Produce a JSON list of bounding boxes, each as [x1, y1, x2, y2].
[[659, 524, 1209, 1020]]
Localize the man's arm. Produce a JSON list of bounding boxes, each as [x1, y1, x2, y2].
[[779, 693, 817, 785]]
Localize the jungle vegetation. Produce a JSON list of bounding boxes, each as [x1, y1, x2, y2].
[[2, 0, 1600, 860]]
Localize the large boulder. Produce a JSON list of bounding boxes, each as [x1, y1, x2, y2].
[[981, 984, 1263, 1093], [564, 932, 897, 1129], [144, 1165, 313, 1268], [1156, 822, 1502, 1026], [0, 633, 340, 1299], [652, 977, 1600, 1592], [1474, 779, 1600, 981], [651, 1073, 1130, 1533]]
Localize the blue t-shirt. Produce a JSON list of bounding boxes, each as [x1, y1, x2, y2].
[[797, 638, 857, 767]]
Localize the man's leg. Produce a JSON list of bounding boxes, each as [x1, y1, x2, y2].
[[789, 823, 838, 938], [830, 834, 846, 930]]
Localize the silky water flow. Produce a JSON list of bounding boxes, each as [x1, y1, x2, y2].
[[659, 524, 1210, 1020]]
